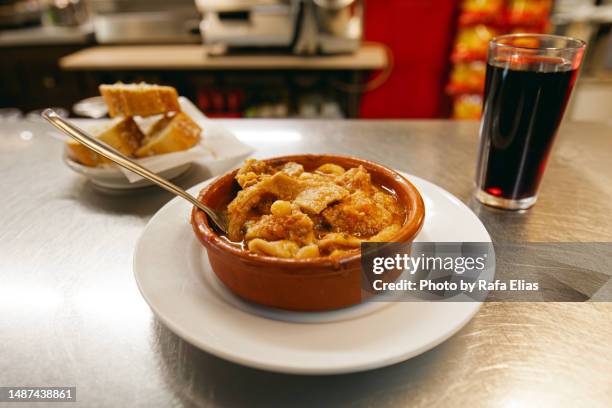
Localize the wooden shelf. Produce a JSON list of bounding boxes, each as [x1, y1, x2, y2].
[[59, 44, 388, 71]]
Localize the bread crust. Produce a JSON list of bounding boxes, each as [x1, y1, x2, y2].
[[99, 83, 180, 117], [135, 112, 202, 157], [66, 117, 144, 166]]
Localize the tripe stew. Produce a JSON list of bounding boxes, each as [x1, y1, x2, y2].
[[224, 159, 406, 259]]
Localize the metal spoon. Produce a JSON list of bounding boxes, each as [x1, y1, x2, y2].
[[42, 108, 228, 233]]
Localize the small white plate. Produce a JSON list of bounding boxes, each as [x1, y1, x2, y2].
[[134, 173, 491, 375], [63, 155, 192, 190]]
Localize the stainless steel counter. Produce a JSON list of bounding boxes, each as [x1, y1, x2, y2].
[[1, 119, 611, 407]]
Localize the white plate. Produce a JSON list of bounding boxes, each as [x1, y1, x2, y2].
[[63, 155, 192, 190], [60, 97, 253, 190], [134, 173, 491, 375]]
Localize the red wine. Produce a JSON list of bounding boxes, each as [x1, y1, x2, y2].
[[477, 56, 578, 200]]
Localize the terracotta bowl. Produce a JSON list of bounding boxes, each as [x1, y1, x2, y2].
[[191, 154, 425, 311]]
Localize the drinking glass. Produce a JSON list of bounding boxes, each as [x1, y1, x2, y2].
[[474, 34, 586, 210]]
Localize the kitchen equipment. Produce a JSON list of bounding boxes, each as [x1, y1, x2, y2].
[[42, 108, 229, 233], [89, 0, 200, 43], [42, 0, 89, 27], [0, 0, 42, 28], [198, 0, 298, 50], [309, 0, 363, 54], [195, 0, 362, 54]]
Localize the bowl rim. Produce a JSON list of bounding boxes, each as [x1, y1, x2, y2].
[[191, 154, 425, 269]]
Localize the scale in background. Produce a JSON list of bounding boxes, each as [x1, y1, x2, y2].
[[196, 0, 363, 55]]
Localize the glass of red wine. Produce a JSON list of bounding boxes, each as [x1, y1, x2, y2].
[[475, 34, 586, 210]]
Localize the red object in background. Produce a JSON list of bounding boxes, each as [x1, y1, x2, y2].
[[197, 88, 244, 118], [447, 0, 552, 119], [359, 0, 459, 118]]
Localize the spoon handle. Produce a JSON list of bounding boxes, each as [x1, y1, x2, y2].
[[42, 109, 213, 216]]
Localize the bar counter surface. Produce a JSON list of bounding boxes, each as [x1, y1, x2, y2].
[[1, 119, 611, 407], [59, 44, 388, 71]]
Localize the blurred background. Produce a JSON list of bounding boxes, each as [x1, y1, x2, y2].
[[0, 0, 610, 121]]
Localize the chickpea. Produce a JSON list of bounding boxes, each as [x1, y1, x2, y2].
[[315, 163, 345, 176], [270, 200, 293, 216], [295, 244, 320, 259]]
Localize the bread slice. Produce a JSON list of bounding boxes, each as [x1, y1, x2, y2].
[[66, 117, 144, 167], [99, 83, 180, 118], [135, 112, 202, 157]]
